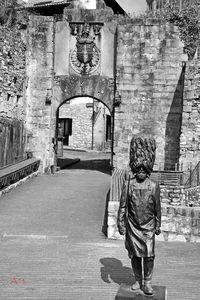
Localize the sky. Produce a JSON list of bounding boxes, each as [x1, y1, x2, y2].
[[76, 0, 148, 12], [116, 0, 147, 14]]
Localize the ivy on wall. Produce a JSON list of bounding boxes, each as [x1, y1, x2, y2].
[[164, 0, 200, 60], [0, 0, 17, 27]]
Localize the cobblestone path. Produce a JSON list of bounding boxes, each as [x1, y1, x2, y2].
[[0, 169, 199, 299]]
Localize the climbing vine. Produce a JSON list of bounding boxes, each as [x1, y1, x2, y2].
[[164, 0, 200, 60]]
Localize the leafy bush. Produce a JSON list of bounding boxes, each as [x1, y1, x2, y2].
[[164, 0, 200, 60]]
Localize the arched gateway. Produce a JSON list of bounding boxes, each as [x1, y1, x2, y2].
[[26, 0, 187, 176], [56, 96, 112, 156], [26, 3, 118, 172]]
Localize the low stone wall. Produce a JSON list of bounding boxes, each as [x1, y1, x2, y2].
[[160, 205, 200, 243], [160, 185, 185, 206], [185, 186, 200, 207], [107, 202, 200, 243], [160, 185, 200, 207], [108, 169, 200, 242]]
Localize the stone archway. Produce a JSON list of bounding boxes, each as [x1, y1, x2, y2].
[[51, 71, 116, 168], [54, 93, 113, 169], [54, 75, 114, 111]]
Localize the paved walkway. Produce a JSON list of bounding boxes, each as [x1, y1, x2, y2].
[[0, 169, 199, 299]]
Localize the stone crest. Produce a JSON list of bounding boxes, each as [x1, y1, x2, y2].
[[70, 22, 100, 75]]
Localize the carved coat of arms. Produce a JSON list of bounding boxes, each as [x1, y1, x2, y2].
[[70, 22, 100, 75]]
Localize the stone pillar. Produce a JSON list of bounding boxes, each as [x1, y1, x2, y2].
[[26, 15, 54, 173]]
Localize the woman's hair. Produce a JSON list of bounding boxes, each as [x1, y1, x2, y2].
[[129, 135, 156, 175]]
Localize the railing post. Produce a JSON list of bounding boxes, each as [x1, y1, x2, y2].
[[197, 162, 200, 186], [153, 0, 156, 12], [189, 162, 192, 187], [181, 162, 183, 171]]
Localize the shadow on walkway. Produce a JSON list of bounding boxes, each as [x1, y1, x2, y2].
[[66, 159, 112, 175], [100, 257, 134, 286]]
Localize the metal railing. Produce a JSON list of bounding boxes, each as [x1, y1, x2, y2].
[[150, 170, 184, 186], [185, 161, 200, 188]]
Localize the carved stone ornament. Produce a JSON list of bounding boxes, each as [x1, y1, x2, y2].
[[70, 22, 100, 75]]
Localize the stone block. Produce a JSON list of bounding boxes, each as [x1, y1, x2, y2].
[[161, 222, 176, 232], [114, 231, 125, 240], [167, 232, 186, 242], [179, 226, 191, 235], [193, 208, 200, 219], [107, 225, 116, 239], [108, 201, 119, 213], [155, 233, 165, 242], [161, 198, 170, 205], [115, 284, 167, 300], [166, 206, 175, 215], [190, 235, 200, 243], [107, 215, 117, 226]]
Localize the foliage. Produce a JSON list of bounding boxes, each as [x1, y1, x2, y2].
[[163, 0, 200, 60], [0, 0, 20, 27]]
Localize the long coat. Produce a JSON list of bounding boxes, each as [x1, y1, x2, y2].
[[117, 176, 161, 258]]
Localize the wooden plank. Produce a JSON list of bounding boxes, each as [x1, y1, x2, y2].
[[0, 158, 40, 191], [0, 158, 40, 177]]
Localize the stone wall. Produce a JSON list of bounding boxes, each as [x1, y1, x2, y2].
[[107, 201, 200, 243], [59, 101, 93, 149], [114, 18, 187, 171], [160, 185, 200, 207], [93, 104, 109, 151], [184, 186, 200, 207], [59, 99, 110, 150], [107, 170, 200, 241], [160, 185, 185, 206], [0, 14, 27, 167], [179, 58, 200, 175], [160, 205, 200, 243]]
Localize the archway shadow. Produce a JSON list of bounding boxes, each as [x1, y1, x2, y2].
[[100, 257, 134, 286], [164, 64, 186, 170], [65, 158, 112, 175]]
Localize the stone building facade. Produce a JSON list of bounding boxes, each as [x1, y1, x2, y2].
[[59, 97, 111, 150]]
